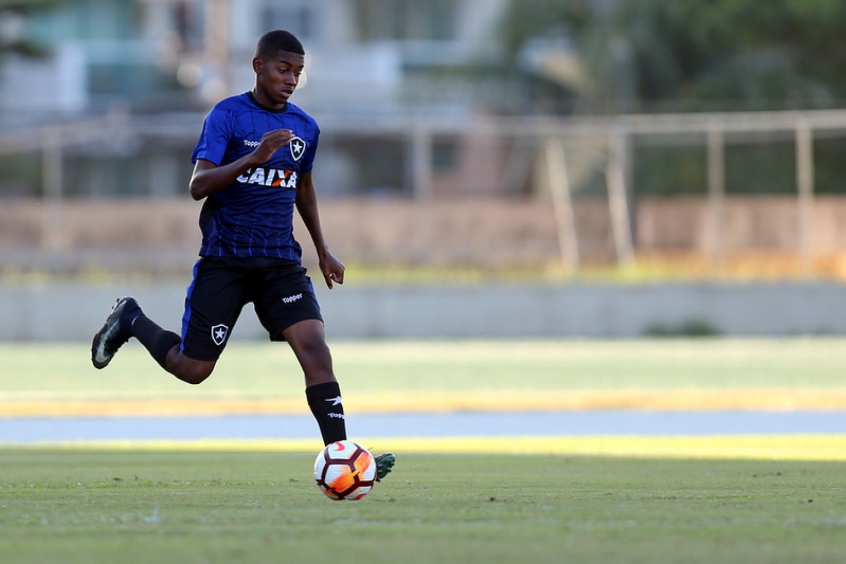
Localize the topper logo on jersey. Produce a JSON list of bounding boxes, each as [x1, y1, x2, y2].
[[236, 167, 298, 188], [241, 136, 305, 161]]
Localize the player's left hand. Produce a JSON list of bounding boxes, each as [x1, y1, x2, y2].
[[319, 252, 345, 289]]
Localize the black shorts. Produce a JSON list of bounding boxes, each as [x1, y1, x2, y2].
[[180, 256, 323, 361]]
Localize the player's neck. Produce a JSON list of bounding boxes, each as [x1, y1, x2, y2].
[[248, 90, 288, 113]]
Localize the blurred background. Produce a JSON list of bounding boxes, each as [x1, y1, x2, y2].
[[4, 0, 846, 341]]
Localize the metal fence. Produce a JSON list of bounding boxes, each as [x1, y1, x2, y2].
[[3, 108, 846, 273]]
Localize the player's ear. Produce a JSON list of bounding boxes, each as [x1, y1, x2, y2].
[[252, 57, 263, 74]]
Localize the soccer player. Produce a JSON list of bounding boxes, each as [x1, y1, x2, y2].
[[91, 29, 394, 482]]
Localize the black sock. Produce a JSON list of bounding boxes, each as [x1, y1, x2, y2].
[[131, 314, 182, 370], [306, 381, 347, 445]]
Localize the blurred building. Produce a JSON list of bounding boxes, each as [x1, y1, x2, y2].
[[0, 0, 517, 206], [3, 1, 845, 276], [0, 0, 507, 117]]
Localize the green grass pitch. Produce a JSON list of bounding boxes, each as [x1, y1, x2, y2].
[[2, 339, 846, 562], [2, 449, 846, 564], [4, 338, 846, 402]]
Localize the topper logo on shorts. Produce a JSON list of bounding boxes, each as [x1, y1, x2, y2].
[[282, 293, 303, 304], [211, 324, 229, 346], [237, 167, 298, 188]]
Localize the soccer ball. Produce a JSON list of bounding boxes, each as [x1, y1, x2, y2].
[[314, 440, 377, 501]]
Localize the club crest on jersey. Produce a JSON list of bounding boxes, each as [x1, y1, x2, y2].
[[289, 136, 306, 161], [211, 324, 229, 346]]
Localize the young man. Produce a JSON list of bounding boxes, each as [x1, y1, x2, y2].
[[91, 30, 394, 481]]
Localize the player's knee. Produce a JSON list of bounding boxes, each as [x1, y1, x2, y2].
[[182, 371, 210, 385], [172, 358, 215, 385], [301, 338, 332, 367], [301, 334, 330, 356], [287, 322, 329, 355]]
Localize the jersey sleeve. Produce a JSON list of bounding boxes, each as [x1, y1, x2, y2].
[[191, 106, 231, 166], [300, 125, 320, 174]]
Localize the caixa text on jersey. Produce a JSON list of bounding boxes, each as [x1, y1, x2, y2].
[[236, 167, 298, 188]]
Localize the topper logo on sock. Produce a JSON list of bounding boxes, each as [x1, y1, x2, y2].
[[211, 324, 229, 346]]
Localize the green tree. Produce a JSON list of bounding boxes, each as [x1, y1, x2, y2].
[[501, 0, 846, 112]]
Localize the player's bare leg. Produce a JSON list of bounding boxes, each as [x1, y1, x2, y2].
[[162, 348, 217, 385], [92, 299, 394, 479], [283, 318, 336, 387], [284, 319, 346, 444], [284, 318, 395, 479]]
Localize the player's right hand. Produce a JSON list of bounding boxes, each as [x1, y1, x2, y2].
[[252, 129, 294, 163]]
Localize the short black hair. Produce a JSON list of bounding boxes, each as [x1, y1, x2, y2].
[[255, 30, 305, 59]]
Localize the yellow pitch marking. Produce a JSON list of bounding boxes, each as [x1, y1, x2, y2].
[[6, 435, 846, 461]]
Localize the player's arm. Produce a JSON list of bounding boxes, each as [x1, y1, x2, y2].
[[189, 129, 296, 200], [296, 171, 345, 289]]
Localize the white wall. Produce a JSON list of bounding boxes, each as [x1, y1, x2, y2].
[[2, 282, 845, 342]]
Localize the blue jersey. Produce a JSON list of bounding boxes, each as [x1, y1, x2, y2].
[[191, 92, 320, 260]]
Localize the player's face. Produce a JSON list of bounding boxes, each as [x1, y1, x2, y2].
[[253, 51, 304, 109]]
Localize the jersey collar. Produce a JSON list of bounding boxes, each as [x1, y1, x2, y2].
[[247, 91, 288, 113]]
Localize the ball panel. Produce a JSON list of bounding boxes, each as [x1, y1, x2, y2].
[[353, 448, 377, 481], [324, 440, 359, 461]]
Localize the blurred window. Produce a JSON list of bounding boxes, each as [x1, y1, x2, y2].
[[174, 2, 204, 52], [260, 2, 315, 39], [353, 0, 455, 41]]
